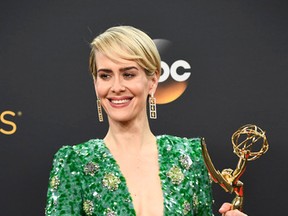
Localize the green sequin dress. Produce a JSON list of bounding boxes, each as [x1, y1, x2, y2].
[[46, 135, 213, 216]]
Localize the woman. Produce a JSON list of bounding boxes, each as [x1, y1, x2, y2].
[[46, 26, 247, 216]]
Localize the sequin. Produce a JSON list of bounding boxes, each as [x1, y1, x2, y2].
[[179, 154, 192, 170], [105, 208, 117, 216], [193, 193, 199, 207], [183, 200, 191, 215], [93, 191, 101, 199], [51, 193, 58, 205], [50, 176, 60, 190], [124, 197, 131, 203], [167, 165, 184, 185], [84, 161, 99, 176], [166, 145, 172, 151], [46, 136, 213, 215], [102, 173, 121, 191], [83, 200, 94, 216]]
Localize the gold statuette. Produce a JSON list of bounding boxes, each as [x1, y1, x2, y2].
[[201, 124, 269, 211]]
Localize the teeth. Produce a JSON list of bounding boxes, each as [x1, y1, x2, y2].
[[111, 99, 130, 104]]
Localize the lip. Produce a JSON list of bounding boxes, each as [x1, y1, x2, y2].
[[107, 96, 133, 108]]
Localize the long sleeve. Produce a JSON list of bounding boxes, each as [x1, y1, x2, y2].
[[189, 138, 213, 216], [45, 146, 84, 216]]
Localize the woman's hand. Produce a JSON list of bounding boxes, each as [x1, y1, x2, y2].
[[219, 203, 248, 216]]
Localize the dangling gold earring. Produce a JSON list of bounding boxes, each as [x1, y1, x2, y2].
[[97, 98, 103, 122], [149, 93, 157, 119]]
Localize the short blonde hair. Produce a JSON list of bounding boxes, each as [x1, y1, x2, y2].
[[89, 26, 161, 78]]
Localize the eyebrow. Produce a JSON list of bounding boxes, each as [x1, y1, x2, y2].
[[120, 66, 138, 72], [97, 66, 138, 73], [97, 68, 112, 73]]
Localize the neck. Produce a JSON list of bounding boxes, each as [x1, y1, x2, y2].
[[104, 116, 156, 154]]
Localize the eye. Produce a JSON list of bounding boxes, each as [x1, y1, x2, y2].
[[123, 73, 135, 79], [98, 72, 111, 80]]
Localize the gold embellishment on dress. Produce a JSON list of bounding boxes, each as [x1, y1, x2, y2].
[[50, 176, 60, 190], [183, 200, 191, 215], [83, 200, 94, 216], [105, 208, 117, 216], [102, 173, 121, 191], [167, 165, 184, 184], [193, 193, 199, 207], [179, 154, 192, 170], [84, 162, 99, 176]]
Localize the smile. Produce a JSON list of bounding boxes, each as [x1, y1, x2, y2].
[[110, 99, 131, 104], [108, 97, 133, 108]]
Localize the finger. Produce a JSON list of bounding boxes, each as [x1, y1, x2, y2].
[[219, 202, 232, 214], [222, 209, 248, 216]]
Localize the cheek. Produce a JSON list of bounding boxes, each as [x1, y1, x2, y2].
[[131, 82, 149, 96], [95, 82, 108, 98]]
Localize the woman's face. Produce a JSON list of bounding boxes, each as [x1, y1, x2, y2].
[[94, 52, 158, 123]]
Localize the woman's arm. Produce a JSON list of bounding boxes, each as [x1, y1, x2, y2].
[[45, 146, 83, 216]]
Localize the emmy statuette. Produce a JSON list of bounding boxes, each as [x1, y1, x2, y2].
[[201, 124, 269, 211]]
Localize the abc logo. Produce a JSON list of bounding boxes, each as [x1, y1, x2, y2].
[[154, 39, 191, 104], [0, 111, 17, 135]]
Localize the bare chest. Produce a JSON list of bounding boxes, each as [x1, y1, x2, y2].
[[114, 154, 164, 216]]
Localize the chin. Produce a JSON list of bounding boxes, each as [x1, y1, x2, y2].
[[108, 114, 135, 123]]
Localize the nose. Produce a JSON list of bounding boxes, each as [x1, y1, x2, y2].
[[111, 76, 125, 93]]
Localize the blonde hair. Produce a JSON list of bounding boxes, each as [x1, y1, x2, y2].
[[89, 26, 161, 78]]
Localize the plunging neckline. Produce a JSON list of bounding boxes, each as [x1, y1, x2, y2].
[[100, 136, 165, 215], [45, 136, 213, 215]]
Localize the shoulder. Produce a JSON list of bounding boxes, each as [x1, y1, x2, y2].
[[52, 139, 104, 165], [157, 134, 202, 142], [157, 134, 204, 159], [156, 134, 202, 150], [55, 139, 103, 153], [71, 139, 103, 153]]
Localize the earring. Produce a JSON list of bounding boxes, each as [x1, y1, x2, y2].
[[97, 98, 103, 122], [149, 93, 157, 119]]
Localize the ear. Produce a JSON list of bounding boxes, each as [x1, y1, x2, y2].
[[93, 76, 99, 98], [148, 72, 159, 96]]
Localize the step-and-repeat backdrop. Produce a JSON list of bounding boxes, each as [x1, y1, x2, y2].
[[1, 0, 287, 215]]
